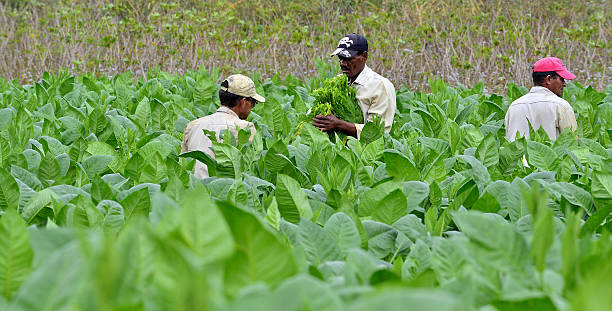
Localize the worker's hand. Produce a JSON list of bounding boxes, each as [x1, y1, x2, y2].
[[312, 114, 341, 131], [312, 114, 358, 137]]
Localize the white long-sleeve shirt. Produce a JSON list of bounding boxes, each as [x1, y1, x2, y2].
[[351, 65, 397, 138], [181, 106, 255, 178], [505, 86, 577, 142]]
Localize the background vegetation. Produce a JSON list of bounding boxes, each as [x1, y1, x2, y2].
[[1, 0, 610, 92]]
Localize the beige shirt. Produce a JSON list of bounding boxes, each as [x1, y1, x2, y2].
[[351, 65, 396, 138], [181, 106, 255, 178], [505, 86, 577, 142]]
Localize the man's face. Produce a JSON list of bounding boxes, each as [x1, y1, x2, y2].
[[545, 74, 566, 97], [236, 97, 256, 120], [339, 52, 367, 82]]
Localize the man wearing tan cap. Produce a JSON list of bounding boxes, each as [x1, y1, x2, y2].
[[181, 74, 265, 178], [505, 57, 578, 142]]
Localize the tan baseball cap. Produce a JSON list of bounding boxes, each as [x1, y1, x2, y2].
[[220, 74, 265, 103]]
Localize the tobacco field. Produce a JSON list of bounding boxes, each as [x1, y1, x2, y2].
[[0, 63, 611, 311]]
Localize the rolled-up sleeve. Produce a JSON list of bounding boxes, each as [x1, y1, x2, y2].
[[181, 120, 196, 153], [557, 101, 577, 133], [505, 107, 528, 142], [355, 80, 396, 139], [186, 124, 214, 178], [181, 120, 212, 178]]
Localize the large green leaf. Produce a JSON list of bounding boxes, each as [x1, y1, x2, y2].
[[372, 189, 407, 225], [393, 214, 429, 244], [548, 182, 594, 214], [22, 150, 41, 171], [0, 168, 20, 211], [403, 181, 430, 208], [402, 239, 432, 279], [569, 241, 612, 311], [430, 236, 469, 282], [38, 153, 61, 184], [264, 197, 281, 230], [455, 155, 491, 192], [358, 180, 403, 217], [453, 98, 474, 125], [82, 76, 99, 93], [297, 218, 343, 264], [120, 187, 150, 222], [349, 289, 459, 311], [229, 275, 343, 311], [21, 189, 58, 224], [323, 212, 361, 254], [492, 296, 557, 311], [526, 141, 557, 170], [11, 165, 42, 191], [123, 153, 145, 182], [219, 201, 297, 295], [9, 241, 83, 311], [133, 96, 151, 130], [81, 155, 113, 179], [580, 172, 612, 235], [275, 174, 313, 224], [419, 137, 451, 159], [67, 195, 103, 228], [360, 137, 384, 164], [485, 179, 526, 221], [96, 200, 124, 233], [472, 191, 501, 213], [0, 209, 33, 300], [139, 152, 166, 184], [300, 123, 331, 149], [562, 211, 581, 290], [343, 248, 381, 286], [90, 175, 113, 203], [499, 136, 526, 172], [168, 188, 233, 263], [383, 150, 420, 181], [138, 140, 176, 160], [530, 204, 554, 273], [359, 116, 385, 145], [453, 211, 528, 269], [59, 77, 74, 96], [452, 179, 480, 209], [178, 150, 217, 176], [590, 172, 612, 200], [212, 142, 242, 178], [363, 220, 396, 259], [475, 132, 499, 168]]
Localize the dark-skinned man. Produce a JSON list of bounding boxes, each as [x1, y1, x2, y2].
[[181, 74, 265, 178], [505, 57, 578, 143], [312, 34, 396, 139]]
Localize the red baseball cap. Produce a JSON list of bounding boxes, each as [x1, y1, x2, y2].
[[533, 57, 576, 80]]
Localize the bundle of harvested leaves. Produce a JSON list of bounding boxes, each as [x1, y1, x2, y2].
[[307, 74, 362, 123]]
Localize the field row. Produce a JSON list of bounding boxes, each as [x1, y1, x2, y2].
[[0, 68, 610, 310]]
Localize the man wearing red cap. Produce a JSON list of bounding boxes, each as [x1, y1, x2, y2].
[[505, 57, 578, 142]]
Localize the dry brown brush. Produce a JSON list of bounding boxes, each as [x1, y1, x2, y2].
[[0, 0, 610, 92]]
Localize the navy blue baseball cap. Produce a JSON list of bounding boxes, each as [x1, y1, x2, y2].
[[330, 34, 368, 58]]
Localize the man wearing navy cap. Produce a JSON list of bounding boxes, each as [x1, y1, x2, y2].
[[312, 34, 396, 139], [505, 57, 578, 142]]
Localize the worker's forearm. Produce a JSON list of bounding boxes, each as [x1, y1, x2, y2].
[[336, 120, 357, 138]]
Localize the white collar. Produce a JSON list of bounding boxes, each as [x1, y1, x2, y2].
[[217, 105, 240, 118], [529, 86, 557, 96], [352, 65, 372, 86]]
